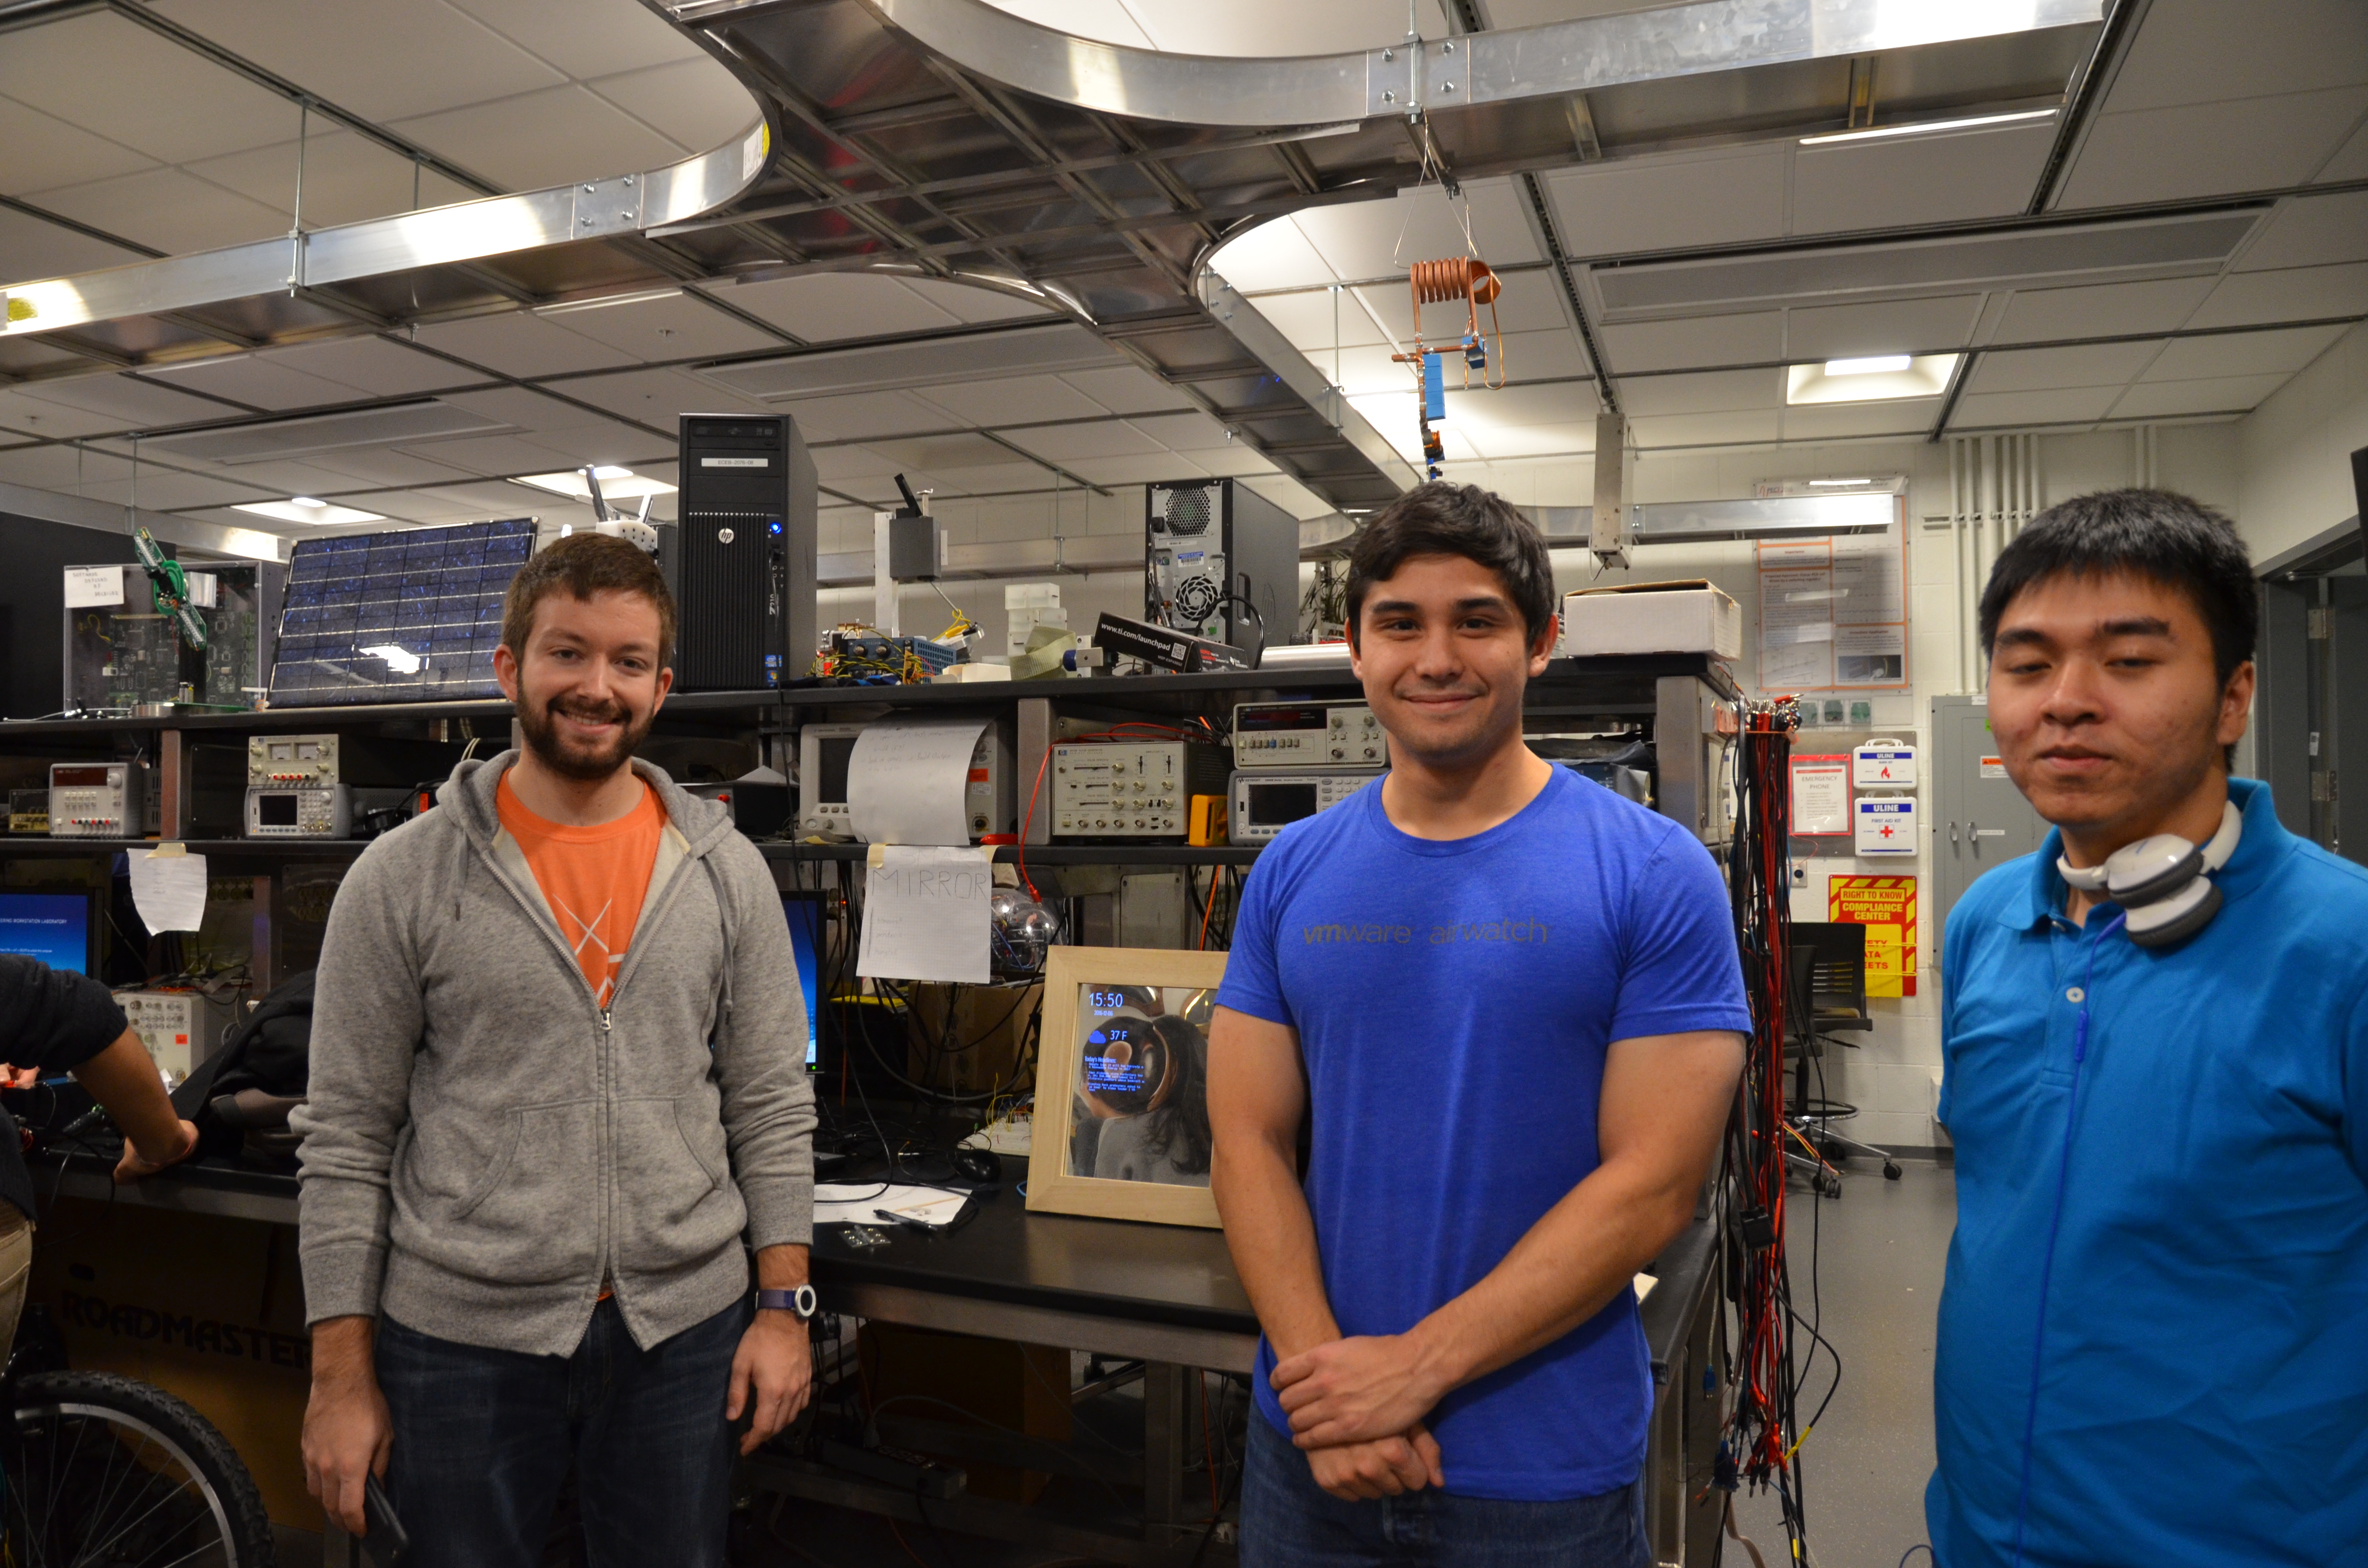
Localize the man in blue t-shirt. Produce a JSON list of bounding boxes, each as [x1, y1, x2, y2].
[[1929, 489, 2368, 1568], [1209, 482, 1751, 1568]]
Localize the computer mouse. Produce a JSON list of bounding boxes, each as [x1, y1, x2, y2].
[[949, 1146, 1001, 1187]]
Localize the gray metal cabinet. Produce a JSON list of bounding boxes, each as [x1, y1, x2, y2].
[[1931, 696, 2049, 940]]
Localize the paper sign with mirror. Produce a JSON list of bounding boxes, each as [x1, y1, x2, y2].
[[1026, 945, 1228, 1228]]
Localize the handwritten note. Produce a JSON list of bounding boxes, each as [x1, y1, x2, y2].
[[129, 846, 207, 933], [857, 844, 994, 983]]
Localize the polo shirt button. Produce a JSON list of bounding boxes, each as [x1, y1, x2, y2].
[[2066, 986, 2085, 1003]]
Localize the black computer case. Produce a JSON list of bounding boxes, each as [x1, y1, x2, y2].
[[1145, 478, 1299, 656], [674, 413, 818, 690]]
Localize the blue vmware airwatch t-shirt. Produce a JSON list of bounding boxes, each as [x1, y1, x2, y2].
[[1216, 765, 1751, 1501]]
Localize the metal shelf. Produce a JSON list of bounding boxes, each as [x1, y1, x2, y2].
[[0, 837, 366, 858]]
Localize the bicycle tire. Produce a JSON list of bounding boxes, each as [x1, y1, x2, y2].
[[7, 1369, 277, 1568]]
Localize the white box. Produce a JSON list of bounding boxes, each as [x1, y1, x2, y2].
[[1854, 795, 1917, 856], [1561, 580, 1741, 660], [1852, 740, 1918, 788], [114, 991, 208, 1081]]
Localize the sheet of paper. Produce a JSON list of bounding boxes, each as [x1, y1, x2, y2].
[[847, 715, 989, 845], [858, 844, 994, 982], [814, 1183, 969, 1226], [1790, 756, 1850, 835], [129, 847, 207, 933], [63, 566, 125, 609]]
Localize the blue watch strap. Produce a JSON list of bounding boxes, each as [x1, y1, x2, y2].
[[756, 1285, 817, 1319]]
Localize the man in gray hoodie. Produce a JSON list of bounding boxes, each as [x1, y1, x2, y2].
[[295, 533, 816, 1565]]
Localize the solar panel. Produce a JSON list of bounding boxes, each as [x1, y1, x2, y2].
[[267, 520, 534, 706]]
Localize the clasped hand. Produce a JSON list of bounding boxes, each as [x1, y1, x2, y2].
[[1270, 1334, 1451, 1500]]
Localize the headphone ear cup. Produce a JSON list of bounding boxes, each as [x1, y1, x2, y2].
[[2104, 837, 2206, 906], [2126, 880, 2222, 949]]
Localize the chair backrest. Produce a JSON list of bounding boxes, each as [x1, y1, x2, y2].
[[1790, 922, 1871, 1030]]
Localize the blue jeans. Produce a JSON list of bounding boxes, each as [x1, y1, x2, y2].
[[376, 1295, 750, 1568], [1240, 1410, 1650, 1568]]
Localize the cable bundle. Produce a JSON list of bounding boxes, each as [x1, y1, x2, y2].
[[1716, 697, 1838, 1558]]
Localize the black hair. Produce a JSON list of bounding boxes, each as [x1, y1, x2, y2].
[[1979, 488, 2254, 770], [1346, 481, 1556, 649], [1135, 1014, 1212, 1177], [1978, 488, 2256, 684]]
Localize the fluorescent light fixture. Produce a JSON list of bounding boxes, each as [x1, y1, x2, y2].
[[1800, 108, 2058, 146], [234, 498, 387, 526], [358, 642, 423, 674], [1810, 478, 1874, 487], [1787, 354, 1960, 405], [511, 468, 678, 501]]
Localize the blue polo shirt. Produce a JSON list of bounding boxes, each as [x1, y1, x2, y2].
[[1218, 766, 1751, 1500], [1928, 778, 2368, 1568]]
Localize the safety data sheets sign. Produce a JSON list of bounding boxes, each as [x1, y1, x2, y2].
[[1828, 875, 1917, 997]]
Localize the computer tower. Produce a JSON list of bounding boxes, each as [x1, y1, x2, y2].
[[1145, 479, 1299, 655], [675, 414, 818, 690]]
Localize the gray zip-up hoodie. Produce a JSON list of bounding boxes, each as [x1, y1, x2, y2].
[[292, 750, 814, 1355]]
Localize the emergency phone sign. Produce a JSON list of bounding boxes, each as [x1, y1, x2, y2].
[[1852, 741, 1917, 788], [1855, 796, 1917, 856]]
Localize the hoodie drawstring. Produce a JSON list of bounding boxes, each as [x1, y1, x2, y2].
[[703, 854, 737, 1053]]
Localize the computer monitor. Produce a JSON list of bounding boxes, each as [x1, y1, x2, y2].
[[0, 891, 94, 975], [781, 892, 827, 1072]]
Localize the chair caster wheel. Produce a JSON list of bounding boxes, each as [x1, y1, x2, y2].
[[1820, 1175, 1842, 1199], [1883, 1162, 1903, 1180]]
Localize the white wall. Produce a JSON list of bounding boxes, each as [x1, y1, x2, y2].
[[2235, 318, 2368, 560]]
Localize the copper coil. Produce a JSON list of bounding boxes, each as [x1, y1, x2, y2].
[[1409, 256, 1501, 306]]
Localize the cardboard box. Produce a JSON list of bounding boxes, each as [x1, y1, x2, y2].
[[1561, 580, 1741, 660]]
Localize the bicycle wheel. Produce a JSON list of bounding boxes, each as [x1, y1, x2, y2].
[[4, 1370, 276, 1568]]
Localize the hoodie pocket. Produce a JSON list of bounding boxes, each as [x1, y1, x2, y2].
[[393, 1100, 601, 1285], [611, 1095, 744, 1269]]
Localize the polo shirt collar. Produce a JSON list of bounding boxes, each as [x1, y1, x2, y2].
[[2004, 776, 2297, 931]]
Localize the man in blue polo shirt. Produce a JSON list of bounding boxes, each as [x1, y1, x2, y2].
[[1932, 488, 2368, 1567], [1208, 482, 1750, 1567]]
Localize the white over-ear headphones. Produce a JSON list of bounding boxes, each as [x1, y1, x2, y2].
[[2056, 800, 2242, 949]]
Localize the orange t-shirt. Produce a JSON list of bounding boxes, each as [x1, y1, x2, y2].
[[496, 774, 664, 1009]]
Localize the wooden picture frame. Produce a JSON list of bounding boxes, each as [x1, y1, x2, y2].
[[1025, 944, 1229, 1229]]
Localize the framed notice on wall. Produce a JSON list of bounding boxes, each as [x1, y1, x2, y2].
[[1756, 500, 1910, 692], [1790, 755, 1850, 835], [1829, 875, 1917, 998]]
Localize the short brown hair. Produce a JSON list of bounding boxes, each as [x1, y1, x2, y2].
[[501, 532, 676, 667], [1346, 482, 1556, 648]]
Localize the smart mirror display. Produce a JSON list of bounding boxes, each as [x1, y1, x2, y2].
[[1069, 983, 1214, 1188]]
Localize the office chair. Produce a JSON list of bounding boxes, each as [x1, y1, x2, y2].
[[1784, 923, 1900, 1184]]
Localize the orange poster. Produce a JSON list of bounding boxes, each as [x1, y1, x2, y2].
[[1827, 875, 1917, 998]]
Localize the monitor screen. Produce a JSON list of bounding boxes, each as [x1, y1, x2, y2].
[[0, 893, 92, 975], [781, 893, 826, 1071], [817, 737, 856, 807], [1246, 781, 1320, 825]]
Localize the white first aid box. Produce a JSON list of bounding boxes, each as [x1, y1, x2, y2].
[[1853, 740, 1918, 788], [1561, 580, 1742, 660], [1855, 796, 1917, 856]]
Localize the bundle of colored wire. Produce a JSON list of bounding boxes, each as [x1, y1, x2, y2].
[[1717, 697, 1819, 1558]]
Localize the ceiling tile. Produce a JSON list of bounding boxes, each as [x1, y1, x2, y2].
[[2140, 323, 2349, 380], [1988, 276, 2216, 343], [1207, 217, 1338, 292], [153, 0, 565, 123], [864, 431, 1018, 472], [260, 337, 484, 397], [0, 12, 298, 164], [180, 131, 437, 232], [529, 368, 743, 428], [1776, 401, 1937, 440], [536, 293, 782, 361], [17, 373, 246, 428], [445, 0, 709, 80], [1546, 149, 1788, 259], [1618, 369, 1778, 416], [913, 374, 1111, 427], [2057, 86, 2368, 209], [1787, 295, 1983, 360], [2097, 0, 2368, 112], [725, 273, 966, 342], [0, 97, 155, 195], [1236, 472, 1332, 520], [1001, 421, 1164, 462], [1450, 382, 1598, 428], [1189, 445, 1284, 478], [1063, 454, 1214, 486], [2107, 374, 2293, 419], [1948, 387, 2121, 428], [2184, 263, 2368, 330], [1246, 288, 1391, 355], [1121, 410, 1233, 451], [812, 445, 898, 483], [918, 463, 1050, 497], [1628, 410, 1781, 448], [0, 389, 132, 440], [1291, 180, 1542, 278], [0, 207, 148, 285], [1497, 330, 1591, 382], [780, 391, 958, 443], [403, 432, 573, 478], [1464, 422, 1596, 460], [201, 458, 390, 496], [2317, 117, 2368, 183], [2232, 190, 2368, 273], [389, 85, 684, 192], [74, 469, 276, 510], [135, 358, 367, 413], [586, 60, 761, 159], [518, 425, 673, 466], [434, 384, 606, 431], [0, 442, 111, 487], [302, 448, 482, 488], [1056, 365, 1196, 414], [1791, 122, 2054, 236], [898, 277, 1057, 325], [29, 167, 292, 255], [1966, 340, 2166, 393], [1597, 312, 1782, 373], [411, 313, 640, 378]]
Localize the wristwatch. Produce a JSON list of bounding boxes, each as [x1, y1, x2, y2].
[[756, 1285, 819, 1321]]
